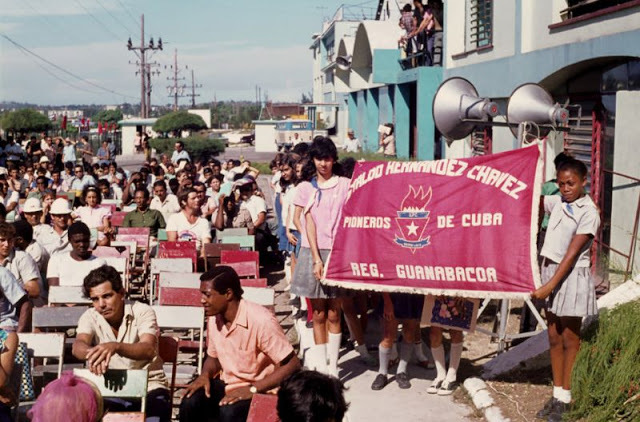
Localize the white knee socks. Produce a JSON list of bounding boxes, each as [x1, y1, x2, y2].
[[445, 342, 463, 382], [327, 332, 342, 378], [378, 345, 391, 375], [397, 342, 413, 374], [554, 386, 571, 404], [306, 343, 328, 374], [431, 344, 446, 381]]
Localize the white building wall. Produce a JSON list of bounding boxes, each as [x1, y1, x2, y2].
[[445, 0, 516, 69], [521, 0, 640, 53], [254, 122, 278, 153], [610, 91, 640, 274]]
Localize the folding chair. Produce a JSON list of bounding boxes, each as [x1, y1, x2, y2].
[[157, 241, 198, 271], [48, 286, 92, 306], [219, 250, 266, 287], [15, 333, 66, 418], [152, 305, 205, 374], [17, 332, 65, 379], [94, 245, 131, 259], [215, 227, 248, 241], [149, 258, 194, 304], [111, 211, 127, 228], [203, 243, 240, 270], [157, 229, 168, 241], [102, 198, 122, 211], [118, 227, 151, 237], [247, 393, 279, 422], [100, 203, 117, 214], [221, 235, 255, 251], [158, 336, 179, 404], [158, 284, 202, 307], [74, 369, 148, 419], [32, 306, 89, 332], [103, 257, 129, 290], [243, 287, 276, 309]]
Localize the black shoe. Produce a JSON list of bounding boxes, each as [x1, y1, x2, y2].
[[547, 400, 570, 422], [371, 374, 388, 391], [535, 397, 557, 419], [396, 372, 411, 389]]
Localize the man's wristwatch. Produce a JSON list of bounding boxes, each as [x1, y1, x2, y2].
[[249, 385, 258, 394]]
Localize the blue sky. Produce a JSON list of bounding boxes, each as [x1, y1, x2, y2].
[[0, 0, 378, 105]]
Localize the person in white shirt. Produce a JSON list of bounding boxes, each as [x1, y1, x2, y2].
[[170, 141, 190, 164], [150, 180, 181, 222], [166, 188, 211, 256], [13, 220, 49, 280], [0, 222, 42, 300], [47, 221, 106, 287], [343, 129, 361, 153], [0, 180, 19, 214], [36, 198, 73, 256]]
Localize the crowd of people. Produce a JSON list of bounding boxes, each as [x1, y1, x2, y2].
[[0, 129, 599, 422], [398, 0, 443, 68]]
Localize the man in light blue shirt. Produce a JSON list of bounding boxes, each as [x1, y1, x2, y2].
[[171, 141, 190, 165], [0, 266, 31, 332], [69, 165, 96, 191]]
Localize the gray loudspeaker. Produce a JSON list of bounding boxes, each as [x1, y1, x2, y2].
[[336, 55, 352, 71], [432, 77, 499, 142], [506, 83, 569, 138]]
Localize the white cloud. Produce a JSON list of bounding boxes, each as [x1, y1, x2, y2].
[[1, 39, 313, 105]]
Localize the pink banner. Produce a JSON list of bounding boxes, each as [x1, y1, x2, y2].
[[324, 145, 543, 299]]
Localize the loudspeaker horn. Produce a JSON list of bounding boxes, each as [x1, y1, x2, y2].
[[432, 77, 499, 144], [506, 83, 569, 138], [336, 55, 352, 71]]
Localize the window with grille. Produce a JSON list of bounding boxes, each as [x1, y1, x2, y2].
[[466, 0, 493, 50]]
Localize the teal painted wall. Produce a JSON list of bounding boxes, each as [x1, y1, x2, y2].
[[378, 86, 393, 126], [356, 90, 366, 143], [373, 49, 403, 84], [365, 88, 379, 152], [394, 84, 411, 159], [348, 92, 357, 134], [416, 67, 443, 160]]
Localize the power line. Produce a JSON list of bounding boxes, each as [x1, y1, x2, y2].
[[115, 0, 141, 28], [12, 42, 108, 97], [1, 33, 138, 99], [93, 0, 136, 35], [72, 0, 123, 41]]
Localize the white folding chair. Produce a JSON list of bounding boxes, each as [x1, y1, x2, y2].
[[152, 305, 205, 374], [149, 259, 194, 304], [48, 286, 92, 306], [74, 368, 148, 416]]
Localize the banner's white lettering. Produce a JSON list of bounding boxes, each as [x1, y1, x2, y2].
[[396, 265, 497, 283], [466, 165, 527, 199], [343, 216, 391, 229]]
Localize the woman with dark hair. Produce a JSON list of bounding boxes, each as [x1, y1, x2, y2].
[[278, 154, 299, 256], [291, 137, 349, 377], [73, 185, 112, 246]]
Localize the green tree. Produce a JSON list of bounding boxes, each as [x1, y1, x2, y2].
[[153, 111, 207, 136], [92, 109, 123, 125], [1, 108, 52, 134]]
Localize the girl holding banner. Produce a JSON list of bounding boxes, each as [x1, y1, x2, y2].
[[531, 159, 599, 421], [291, 137, 350, 377]]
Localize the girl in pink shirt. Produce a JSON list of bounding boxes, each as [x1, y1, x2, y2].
[[291, 137, 349, 377]]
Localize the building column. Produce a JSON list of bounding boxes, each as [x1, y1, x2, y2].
[[394, 84, 410, 160], [365, 88, 379, 152], [416, 68, 442, 160]]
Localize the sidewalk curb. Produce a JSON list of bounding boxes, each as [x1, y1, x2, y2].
[[462, 377, 510, 422]]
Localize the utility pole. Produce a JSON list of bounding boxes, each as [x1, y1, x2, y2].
[[166, 49, 187, 111], [146, 62, 161, 116], [188, 69, 203, 108], [127, 14, 162, 118]]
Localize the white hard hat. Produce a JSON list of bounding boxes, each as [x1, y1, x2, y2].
[[50, 198, 72, 215], [39, 156, 50, 163], [23, 197, 43, 213]]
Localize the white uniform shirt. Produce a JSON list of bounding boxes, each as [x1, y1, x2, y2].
[[541, 195, 599, 268], [150, 194, 181, 222], [35, 226, 72, 256], [46, 253, 106, 286]]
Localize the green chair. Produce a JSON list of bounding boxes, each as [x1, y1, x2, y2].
[[221, 235, 255, 251], [157, 229, 168, 241]]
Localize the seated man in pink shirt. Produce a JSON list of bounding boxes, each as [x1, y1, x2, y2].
[[180, 266, 301, 422]]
